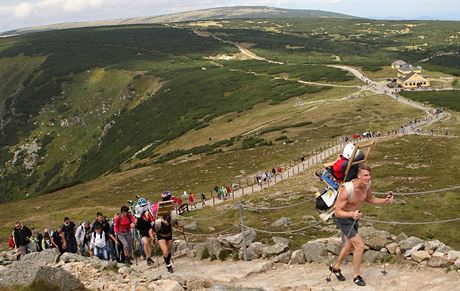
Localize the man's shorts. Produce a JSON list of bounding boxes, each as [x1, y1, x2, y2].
[[334, 216, 359, 238]]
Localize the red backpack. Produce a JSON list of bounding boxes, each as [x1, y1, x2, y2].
[[8, 233, 15, 248]]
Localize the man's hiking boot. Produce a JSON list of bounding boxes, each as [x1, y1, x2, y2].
[[167, 265, 174, 273], [125, 258, 132, 265], [146, 257, 153, 266], [353, 275, 366, 286], [329, 265, 346, 281]]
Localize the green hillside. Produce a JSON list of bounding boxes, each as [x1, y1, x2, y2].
[[0, 18, 458, 205]]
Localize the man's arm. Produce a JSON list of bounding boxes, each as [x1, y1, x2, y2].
[[366, 191, 393, 205]]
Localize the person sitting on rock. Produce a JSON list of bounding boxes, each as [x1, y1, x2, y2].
[[153, 192, 184, 273]]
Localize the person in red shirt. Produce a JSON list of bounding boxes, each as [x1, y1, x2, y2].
[[188, 193, 195, 209], [114, 206, 136, 265]]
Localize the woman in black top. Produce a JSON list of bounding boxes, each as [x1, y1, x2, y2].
[[135, 211, 155, 266]]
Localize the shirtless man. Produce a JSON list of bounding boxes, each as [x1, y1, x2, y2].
[[329, 163, 393, 286]]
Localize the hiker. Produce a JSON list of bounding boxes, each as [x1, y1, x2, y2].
[[41, 229, 55, 250], [188, 192, 196, 209], [329, 163, 393, 287], [114, 206, 136, 265], [136, 211, 155, 266], [29, 228, 43, 252], [200, 193, 207, 207], [51, 227, 67, 254], [91, 225, 109, 260], [62, 217, 77, 253], [154, 192, 185, 273], [12, 221, 32, 259], [91, 212, 117, 260], [76, 221, 92, 256]]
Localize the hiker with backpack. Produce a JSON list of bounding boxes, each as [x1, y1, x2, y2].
[[12, 221, 32, 259], [76, 221, 92, 256], [51, 227, 66, 254], [329, 163, 393, 287], [91, 212, 118, 261], [135, 211, 155, 266], [114, 206, 136, 265], [91, 225, 109, 260], [41, 229, 55, 250], [153, 191, 185, 273], [62, 217, 77, 253]]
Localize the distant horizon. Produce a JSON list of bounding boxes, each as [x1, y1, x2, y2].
[[1, 1, 459, 33]]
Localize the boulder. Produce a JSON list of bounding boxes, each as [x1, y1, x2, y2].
[[0, 263, 83, 291], [60, 252, 90, 263], [193, 243, 208, 259], [302, 239, 328, 263], [272, 236, 290, 245], [365, 230, 391, 250], [206, 237, 224, 258], [385, 242, 399, 255], [290, 250, 305, 264], [264, 243, 289, 256], [411, 251, 431, 263], [273, 250, 292, 264], [326, 237, 342, 255], [396, 232, 408, 243], [425, 240, 443, 253], [404, 243, 424, 258], [218, 228, 256, 249], [247, 242, 265, 260], [436, 245, 453, 254], [447, 251, 460, 262], [271, 217, 292, 227], [21, 248, 60, 266], [184, 221, 198, 231], [363, 250, 388, 263], [428, 255, 450, 268], [399, 236, 424, 251], [153, 279, 184, 291], [454, 258, 460, 268]]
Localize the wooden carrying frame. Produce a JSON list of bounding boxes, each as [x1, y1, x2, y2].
[[319, 141, 375, 221], [156, 200, 174, 217]]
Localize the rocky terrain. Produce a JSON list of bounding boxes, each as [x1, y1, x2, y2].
[[1, 226, 459, 290]]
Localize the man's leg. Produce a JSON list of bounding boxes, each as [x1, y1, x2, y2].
[[349, 235, 365, 277], [333, 239, 353, 270]]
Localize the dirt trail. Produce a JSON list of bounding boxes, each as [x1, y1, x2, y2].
[[134, 257, 460, 290]]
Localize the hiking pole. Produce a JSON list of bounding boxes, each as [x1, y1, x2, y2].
[[326, 214, 359, 283], [181, 230, 196, 268], [382, 193, 393, 276], [153, 238, 160, 270]]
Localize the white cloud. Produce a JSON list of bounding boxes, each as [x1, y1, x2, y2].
[[14, 2, 34, 18]]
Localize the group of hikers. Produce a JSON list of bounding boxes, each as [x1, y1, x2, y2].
[[10, 192, 184, 273]]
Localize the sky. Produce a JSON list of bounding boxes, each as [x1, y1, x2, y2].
[[1, 0, 459, 32]]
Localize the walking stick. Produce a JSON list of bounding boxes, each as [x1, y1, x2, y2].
[[181, 231, 196, 268], [382, 192, 393, 276]]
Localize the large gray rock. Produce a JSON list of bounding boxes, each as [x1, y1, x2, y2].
[[290, 250, 305, 264], [193, 243, 208, 259], [411, 251, 431, 263], [436, 244, 453, 254], [59, 252, 90, 263], [206, 237, 224, 258], [364, 230, 391, 250], [152, 279, 184, 291], [454, 258, 460, 268], [396, 232, 408, 243], [425, 240, 443, 253], [218, 228, 256, 249], [247, 242, 265, 260], [273, 250, 292, 264], [447, 251, 460, 262], [271, 217, 292, 227], [272, 236, 290, 245], [363, 250, 387, 263], [326, 237, 342, 255], [21, 248, 60, 266], [302, 239, 328, 263], [184, 221, 198, 231], [0, 262, 83, 291], [399, 236, 424, 251], [404, 243, 424, 258], [264, 243, 289, 256]]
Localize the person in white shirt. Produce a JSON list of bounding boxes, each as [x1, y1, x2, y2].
[[91, 225, 108, 260]]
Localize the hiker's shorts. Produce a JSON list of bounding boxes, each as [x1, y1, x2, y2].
[[334, 216, 359, 239]]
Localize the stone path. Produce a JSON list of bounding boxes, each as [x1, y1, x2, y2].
[[134, 256, 460, 291]]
